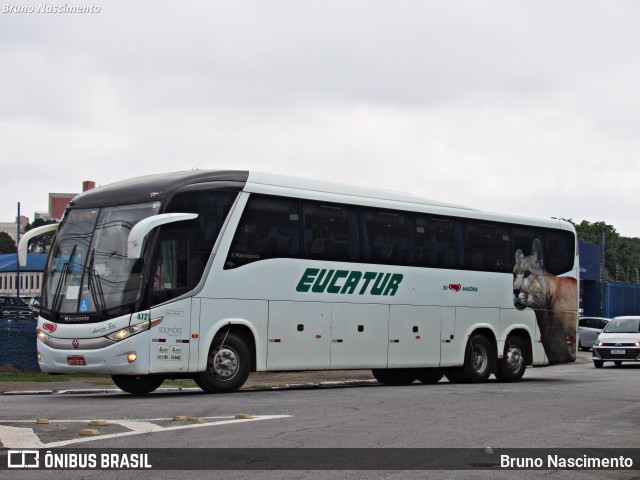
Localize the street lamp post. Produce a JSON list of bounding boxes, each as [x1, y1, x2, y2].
[[16, 202, 21, 318]]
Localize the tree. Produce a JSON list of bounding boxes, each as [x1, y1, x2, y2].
[[0, 232, 16, 254], [24, 218, 57, 254], [567, 219, 640, 283]]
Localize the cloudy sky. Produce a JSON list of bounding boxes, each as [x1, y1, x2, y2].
[[1, 1, 639, 237]]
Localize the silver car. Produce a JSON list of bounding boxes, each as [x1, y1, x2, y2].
[[592, 316, 640, 368], [578, 317, 610, 351]]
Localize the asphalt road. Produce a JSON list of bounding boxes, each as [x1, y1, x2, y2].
[[1, 351, 639, 480]]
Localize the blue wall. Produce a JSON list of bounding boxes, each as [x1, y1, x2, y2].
[[603, 282, 640, 318], [578, 241, 640, 318]]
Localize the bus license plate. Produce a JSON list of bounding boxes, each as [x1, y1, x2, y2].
[[67, 356, 86, 366], [611, 349, 625, 355]]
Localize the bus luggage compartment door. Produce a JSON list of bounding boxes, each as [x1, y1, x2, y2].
[[267, 301, 331, 370], [330, 303, 388, 369], [388, 305, 442, 368]]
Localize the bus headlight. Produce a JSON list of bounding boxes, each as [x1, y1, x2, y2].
[[105, 317, 162, 343], [106, 321, 149, 342]]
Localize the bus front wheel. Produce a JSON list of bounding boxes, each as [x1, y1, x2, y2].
[[111, 375, 164, 395], [195, 332, 251, 393]]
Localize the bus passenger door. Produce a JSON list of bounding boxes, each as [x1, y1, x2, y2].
[[147, 233, 194, 374], [330, 303, 388, 369], [267, 301, 331, 370], [388, 305, 441, 368]]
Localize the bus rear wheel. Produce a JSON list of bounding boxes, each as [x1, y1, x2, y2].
[[111, 375, 164, 395], [195, 332, 251, 393], [371, 369, 416, 385], [495, 335, 528, 382], [445, 334, 494, 384]]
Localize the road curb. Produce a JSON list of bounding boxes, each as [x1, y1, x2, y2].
[[1, 379, 379, 396]]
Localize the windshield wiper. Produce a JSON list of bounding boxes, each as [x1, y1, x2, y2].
[[52, 245, 76, 312], [87, 248, 107, 319]]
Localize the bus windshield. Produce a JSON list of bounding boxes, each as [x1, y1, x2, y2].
[[43, 202, 161, 321]]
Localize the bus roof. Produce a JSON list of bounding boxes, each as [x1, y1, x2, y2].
[[245, 171, 477, 212], [245, 172, 572, 232], [69, 170, 249, 209], [67, 169, 572, 232]]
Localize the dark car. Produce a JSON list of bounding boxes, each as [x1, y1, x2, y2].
[[0, 296, 33, 319], [25, 296, 41, 318]]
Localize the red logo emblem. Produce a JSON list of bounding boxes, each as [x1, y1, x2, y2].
[[43, 322, 57, 333], [72, 339, 80, 349], [448, 284, 462, 292]]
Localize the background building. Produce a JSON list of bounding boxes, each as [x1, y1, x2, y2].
[[0, 253, 47, 298], [0, 216, 29, 244], [0, 180, 96, 243], [48, 193, 77, 221]]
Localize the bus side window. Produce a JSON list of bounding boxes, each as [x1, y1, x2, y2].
[[416, 215, 436, 267], [302, 201, 360, 262], [225, 195, 301, 268], [466, 221, 511, 272], [151, 235, 191, 305], [362, 208, 414, 266], [512, 227, 540, 265], [431, 218, 463, 269], [545, 230, 575, 275]]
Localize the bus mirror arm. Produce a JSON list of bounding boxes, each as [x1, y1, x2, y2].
[[18, 223, 59, 267], [127, 213, 198, 260]]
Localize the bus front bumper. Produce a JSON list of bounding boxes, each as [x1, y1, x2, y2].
[[37, 333, 151, 375]]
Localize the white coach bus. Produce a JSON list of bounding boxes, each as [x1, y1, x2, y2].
[[19, 170, 579, 394]]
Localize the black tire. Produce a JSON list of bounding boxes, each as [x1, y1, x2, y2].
[[444, 368, 467, 384], [195, 332, 251, 393], [593, 360, 604, 368], [371, 368, 416, 385], [578, 340, 588, 352], [495, 335, 528, 382], [614, 361, 623, 367], [416, 368, 444, 384], [445, 334, 495, 384], [111, 374, 164, 395]]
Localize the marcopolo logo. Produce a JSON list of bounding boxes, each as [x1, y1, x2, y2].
[[296, 268, 403, 296], [444, 283, 478, 292]]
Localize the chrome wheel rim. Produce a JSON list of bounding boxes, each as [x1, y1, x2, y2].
[[471, 344, 489, 374], [505, 345, 524, 373], [210, 347, 239, 379]]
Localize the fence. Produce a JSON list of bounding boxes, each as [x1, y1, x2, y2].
[[603, 281, 640, 318]]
